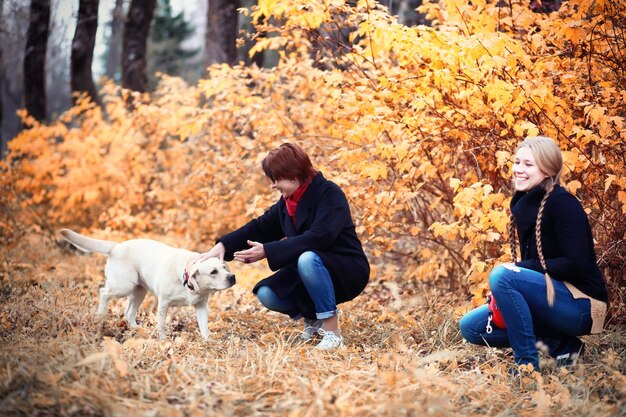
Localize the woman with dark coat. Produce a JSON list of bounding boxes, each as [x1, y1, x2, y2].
[[459, 136, 608, 371], [198, 143, 370, 349]]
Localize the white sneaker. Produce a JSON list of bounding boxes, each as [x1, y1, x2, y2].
[[300, 319, 323, 341], [315, 329, 343, 350]]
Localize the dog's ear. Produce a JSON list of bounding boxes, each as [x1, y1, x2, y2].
[[181, 260, 201, 292], [188, 261, 200, 278]]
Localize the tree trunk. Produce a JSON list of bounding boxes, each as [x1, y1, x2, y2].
[[24, 0, 51, 121], [0, 0, 5, 159], [1, 1, 28, 147], [239, 0, 264, 67], [122, 0, 157, 92], [71, 0, 100, 105], [46, 1, 75, 120], [205, 0, 240, 68], [105, 0, 125, 80]]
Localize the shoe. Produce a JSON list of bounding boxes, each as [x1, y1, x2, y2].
[[299, 319, 323, 341], [315, 329, 344, 350], [555, 340, 585, 368]]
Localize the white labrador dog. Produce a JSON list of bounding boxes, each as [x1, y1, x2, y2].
[[59, 228, 235, 340]]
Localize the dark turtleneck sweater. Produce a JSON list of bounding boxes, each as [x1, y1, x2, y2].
[[510, 185, 608, 302]]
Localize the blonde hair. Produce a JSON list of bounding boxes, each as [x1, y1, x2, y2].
[[516, 136, 563, 186], [509, 136, 563, 306]]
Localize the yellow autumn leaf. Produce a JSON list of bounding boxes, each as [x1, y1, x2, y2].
[[566, 180, 582, 195], [450, 177, 462, 192], [514, 121, 539, 138], [605, 175, 616, 191]]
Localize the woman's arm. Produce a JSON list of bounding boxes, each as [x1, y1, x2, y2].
[[263, 186, 351, 270], [216, 201, 286, 261], [516, 193, 593, 284]]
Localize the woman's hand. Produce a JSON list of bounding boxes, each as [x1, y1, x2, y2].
[[234, 240, 266, 264], [196, 242, 226, 263], [501, 263, 521, 272]]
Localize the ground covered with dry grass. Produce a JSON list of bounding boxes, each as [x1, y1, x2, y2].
[[1, 234, 624, 417]]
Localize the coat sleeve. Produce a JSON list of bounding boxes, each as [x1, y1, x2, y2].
[[263, 186, 350, 271], [218, 201, 286, 261], [516, 193, 593, 283]]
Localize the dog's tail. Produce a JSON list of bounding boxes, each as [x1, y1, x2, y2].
[[59, 228, 116, 255]]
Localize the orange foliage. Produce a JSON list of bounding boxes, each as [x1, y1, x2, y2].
[[2, 0, 624, 312]]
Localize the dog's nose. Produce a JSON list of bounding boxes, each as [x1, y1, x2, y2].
[[228, 274, 236, 286]]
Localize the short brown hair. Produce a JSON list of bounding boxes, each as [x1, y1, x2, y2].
[[262, 143, 317, 183]]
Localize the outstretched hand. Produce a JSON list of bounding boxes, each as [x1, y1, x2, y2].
[[234, 240, 266, 264]]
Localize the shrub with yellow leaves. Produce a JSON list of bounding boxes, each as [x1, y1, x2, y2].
[[1, 0, 624, 317]]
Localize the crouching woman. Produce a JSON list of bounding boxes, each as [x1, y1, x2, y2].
[[459, 136, 608, 371], [198, 143, 370, 349]]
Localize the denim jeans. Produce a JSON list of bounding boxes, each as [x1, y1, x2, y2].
[[459, 265, 592, 369], [256, 251, 338, 320]]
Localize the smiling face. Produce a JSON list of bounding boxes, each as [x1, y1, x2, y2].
[[271, 177, 302, 199], [262, 143, 317, 198], [513, 147, 548, 192]]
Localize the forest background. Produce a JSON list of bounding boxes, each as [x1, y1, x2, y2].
[[0, 0, 625, 416]]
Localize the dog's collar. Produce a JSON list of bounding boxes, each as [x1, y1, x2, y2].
[[182, 269, 196, 292]]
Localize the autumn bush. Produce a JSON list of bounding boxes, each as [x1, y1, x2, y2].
[[1, 0, 625, 415], [2, 0, 625, 311]]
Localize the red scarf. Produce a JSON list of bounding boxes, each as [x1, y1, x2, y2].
[[285, 182, 309, 223]]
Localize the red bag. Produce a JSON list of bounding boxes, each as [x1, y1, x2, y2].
[[486, 291, 506, 333]]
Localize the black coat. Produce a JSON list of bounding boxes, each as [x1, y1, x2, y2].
[[510, 185, 608, 302], [218, 172, 370, 318]]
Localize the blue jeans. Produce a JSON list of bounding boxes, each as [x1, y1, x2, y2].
[[459, 265, 592, 369], [256, 251, 338, 320]]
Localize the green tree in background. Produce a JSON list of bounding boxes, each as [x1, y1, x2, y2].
[[147, 0, 199, 88]]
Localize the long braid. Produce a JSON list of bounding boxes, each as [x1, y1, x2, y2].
[[536, 180, 556, 306], [509, 213, 518, 262]]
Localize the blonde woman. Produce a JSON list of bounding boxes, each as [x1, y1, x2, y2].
[[459, 137, 608, 371]]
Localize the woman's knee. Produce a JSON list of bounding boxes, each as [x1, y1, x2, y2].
[[297, 251, 319, 270], [459, 312, 481, 345], [256, 285, 276, 308], [297, 251, 325, 281], [489, 265, 514, 293]]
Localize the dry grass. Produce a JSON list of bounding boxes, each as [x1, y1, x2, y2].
[[1, 234, 624, 417]]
